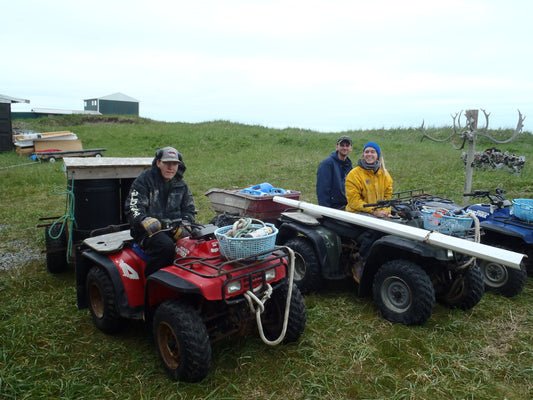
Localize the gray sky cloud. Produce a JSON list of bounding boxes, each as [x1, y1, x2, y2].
[[3, 0, 532, 131]]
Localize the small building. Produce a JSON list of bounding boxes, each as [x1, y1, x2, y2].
[[83, 92, 139, 116], [0, 94, 30, 152]]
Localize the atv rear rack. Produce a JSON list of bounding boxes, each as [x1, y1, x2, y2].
[[492, 215, 533, 229]]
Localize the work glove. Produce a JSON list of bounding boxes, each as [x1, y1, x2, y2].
[[141, 217, 161, 236], [172, 226, 184, 240]]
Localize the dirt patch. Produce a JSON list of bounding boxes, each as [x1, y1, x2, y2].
[[0, 240, 41, 271]]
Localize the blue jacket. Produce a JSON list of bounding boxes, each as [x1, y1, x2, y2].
[[316, 151, 352, 209]]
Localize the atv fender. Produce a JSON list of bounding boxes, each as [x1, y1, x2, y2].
[[143, 269, 204, 325], [76, 249, 133, 317], [359, 235, 449, 297], [277, 221, 341, 276], [145, 269, 203, 306], [480, 222, 530, 241]]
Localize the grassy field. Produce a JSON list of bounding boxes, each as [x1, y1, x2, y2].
[[1, 115, 532, 399]]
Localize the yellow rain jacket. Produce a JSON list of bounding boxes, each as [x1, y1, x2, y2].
[[345, 165, 393, 214]]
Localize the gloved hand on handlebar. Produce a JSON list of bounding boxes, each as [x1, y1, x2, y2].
[[172, 226, 183, 240], [141, 217, 161, 236]]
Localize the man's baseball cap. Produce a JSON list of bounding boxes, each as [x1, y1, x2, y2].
[[159, 147, 181, 162], [337, 135, 352, 145]]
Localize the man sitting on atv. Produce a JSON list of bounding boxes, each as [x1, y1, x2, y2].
[[345, 141, 394, 279], [124, 146, 196, 277]]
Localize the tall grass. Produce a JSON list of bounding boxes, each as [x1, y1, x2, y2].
[[1, 116, 532, 399]]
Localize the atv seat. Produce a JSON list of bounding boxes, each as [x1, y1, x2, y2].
[[83, 230, 133, 253], [322, 217, 367, 240]]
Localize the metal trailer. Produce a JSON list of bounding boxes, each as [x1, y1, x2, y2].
[[33, 148, 107, 163]]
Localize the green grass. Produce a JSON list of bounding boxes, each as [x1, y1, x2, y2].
[[1, 115, 532, 399]]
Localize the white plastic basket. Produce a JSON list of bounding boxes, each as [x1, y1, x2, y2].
[[421, 209, 473, 235], [215, 223, 278, 260], [513, 199, 533, 222]]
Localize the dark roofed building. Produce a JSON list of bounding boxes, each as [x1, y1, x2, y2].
[[84, 92, 139, 116], [0, 94, 30, 152]]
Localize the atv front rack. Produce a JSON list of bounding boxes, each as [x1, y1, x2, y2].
[[173, 246, 290, 304]]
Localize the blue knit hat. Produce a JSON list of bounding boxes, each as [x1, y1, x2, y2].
[[363, 141, 381, 158]]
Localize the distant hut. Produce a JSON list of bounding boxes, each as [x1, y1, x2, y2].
[[0, 94, 30, 152], [83, 92, 139, 116]]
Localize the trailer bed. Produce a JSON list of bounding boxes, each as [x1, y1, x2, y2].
[[33, 148, 107, 162], [205, 188, 301, 223]]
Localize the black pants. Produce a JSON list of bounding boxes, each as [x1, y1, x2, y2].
[[358, 229, 385, 259], [141, 232, 175, 277]]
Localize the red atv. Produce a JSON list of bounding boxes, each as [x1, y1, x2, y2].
[[75, 219, 306, 382]]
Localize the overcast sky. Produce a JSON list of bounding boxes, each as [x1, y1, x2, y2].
[[3, 0, 532, 131]]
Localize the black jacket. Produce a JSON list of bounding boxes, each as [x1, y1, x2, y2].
[[124, 158, 196, 242]]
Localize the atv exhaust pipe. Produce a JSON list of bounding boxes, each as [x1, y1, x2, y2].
[[273, 197, 525, 270]]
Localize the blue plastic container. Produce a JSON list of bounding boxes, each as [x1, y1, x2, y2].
[[240, 182, 286, 196], [513, 199, 533, 222], [239, 188, 267, 196], [250, 182, 274, 193]]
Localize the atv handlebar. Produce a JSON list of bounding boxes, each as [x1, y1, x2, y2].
[[363, 199, 402, 209], [463, 188, 508, 207], [157, 218, 214, 239], [463, 190, 492, 198]]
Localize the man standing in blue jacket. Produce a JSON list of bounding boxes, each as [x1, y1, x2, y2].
[[316, 135, 353, 209]]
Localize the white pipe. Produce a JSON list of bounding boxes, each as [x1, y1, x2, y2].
[[273, 197, 525, 270]]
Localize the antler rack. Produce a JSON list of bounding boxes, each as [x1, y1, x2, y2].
[[418, 109, 525, 205]]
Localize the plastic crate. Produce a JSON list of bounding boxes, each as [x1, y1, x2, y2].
[[421, 209, 473, 235], [513, 199, 533, 222], [215, 223, 278, 260]]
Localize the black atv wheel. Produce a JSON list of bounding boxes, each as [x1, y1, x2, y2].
[[437, 265, 484, 310], [261, 279, 306, 343], [283, 237, 323, 294], [479, 259, 527, 298], [153, 300, 211, 382], [45, 224, 69, 274], [372, 259, 435, 326], [86, 267, 123, 334]]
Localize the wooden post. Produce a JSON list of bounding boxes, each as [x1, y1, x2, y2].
[[463, 110, 478, 206]]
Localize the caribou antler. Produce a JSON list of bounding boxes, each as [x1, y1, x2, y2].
[[419, 120, 456, 143], [450, 135, 467, 151], [449, 111, 468, 150], [454, 111, 464, 133], [475, 109, 525, 144], [420, 112, 467, 149]]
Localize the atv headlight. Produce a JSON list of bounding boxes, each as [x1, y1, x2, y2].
[[226, 281, 242, 294], [265, 268, 276, 281]]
